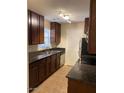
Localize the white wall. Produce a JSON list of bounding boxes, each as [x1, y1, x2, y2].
[[58, 22, 86, 66]]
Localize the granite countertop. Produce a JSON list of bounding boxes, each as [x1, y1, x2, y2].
[[29, 48, 65, 64], [66, 60, 96, 85]]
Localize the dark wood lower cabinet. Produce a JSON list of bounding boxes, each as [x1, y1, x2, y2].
[[46, 56, 51, 76], [38, 59, 46, 83], [51, 54, 56, 73], [68, 79, 96, 93], [29, 53, 61, 89], [56, 53, 61, 69], [29, 62, 39, 88]]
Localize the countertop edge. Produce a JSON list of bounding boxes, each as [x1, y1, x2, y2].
[[66, 61, 96, 85], [29, 48, 65, 64]]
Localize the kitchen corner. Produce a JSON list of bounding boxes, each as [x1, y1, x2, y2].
[[66, 59, 96, 93]]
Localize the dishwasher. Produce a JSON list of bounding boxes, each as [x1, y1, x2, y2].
[[60, 53, 65, 66]]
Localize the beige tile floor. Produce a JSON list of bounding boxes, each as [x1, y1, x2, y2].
[[31, 65, 72, 93]]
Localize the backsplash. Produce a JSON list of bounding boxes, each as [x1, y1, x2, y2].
[[28, 45, 38, 52]]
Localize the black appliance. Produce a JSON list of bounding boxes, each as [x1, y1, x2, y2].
[[81, 38, 96, 65]]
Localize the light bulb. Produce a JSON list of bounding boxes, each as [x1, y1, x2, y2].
[[64, 15, 69, 20], [59, 13, 64, 17], [67, 20, 71, 24]]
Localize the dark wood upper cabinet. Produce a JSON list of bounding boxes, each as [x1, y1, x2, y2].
[[28, 10, 32, 45], [50, 22, 61, 46], [84, 17, 89, 34], [50, 23, 56, 44], [88, 0, 96, 54], [28, 10, 44, 45], [39, 15, 44, 44], [30, 11, 40, 44], [56, 23, 61, 45]]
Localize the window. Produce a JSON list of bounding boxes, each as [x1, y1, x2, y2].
[[38, 28, 51, 49]]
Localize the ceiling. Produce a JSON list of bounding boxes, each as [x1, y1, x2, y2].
[[28, 0, 90, 23]]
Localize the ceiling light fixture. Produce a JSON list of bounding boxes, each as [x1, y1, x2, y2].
[[58, 11, 71, 23], [59, 13, 64, 17], [63, 15, 69, 20], [67, 19, 71, 24]]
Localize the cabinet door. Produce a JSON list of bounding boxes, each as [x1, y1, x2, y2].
[[38, 59, 46, 83], [84, 17, 89, 34], [28, 10, 44, 45], [46, 56, 51, 76], [39, 15, 44, 44], [56, 23, 61, 45], [50, 22, 61, 46], [29, 62, 39, 88], [88, 0, 96, 54], [30, 11, 40, 44], [55, 23, 58, 44], [56, 53, 61, 69], [50, 23, 56, 44], [58, 24, 61, 44], [68, 79, 96, 93], [28, 10, 32, 45], [51, 54, 56, 73]]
